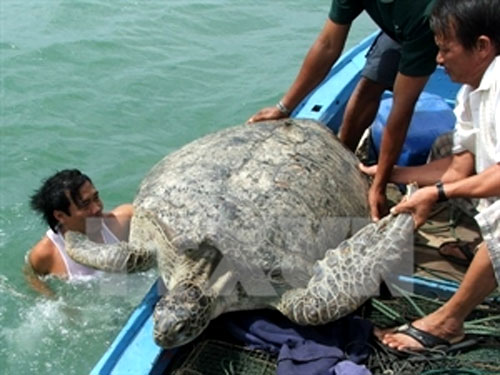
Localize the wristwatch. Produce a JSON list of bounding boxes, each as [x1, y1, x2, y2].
[[435, 180, 448, 202]]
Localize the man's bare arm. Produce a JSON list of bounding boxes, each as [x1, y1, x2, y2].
[[368, 73, 430, 220], [24, 239, 56, 297], [248, 19, 350, 123], [23, 261, 55, 297]]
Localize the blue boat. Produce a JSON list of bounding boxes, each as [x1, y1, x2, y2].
[[91, 31, 463, 375]]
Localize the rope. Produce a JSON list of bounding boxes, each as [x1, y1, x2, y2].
[[371, 299, 405, 323], [389, 283, 426, 318]]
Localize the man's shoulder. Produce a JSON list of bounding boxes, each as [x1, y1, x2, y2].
[[110, 204, 134, 218], [31, 235, 57, 257], [104, 203, 134, 241], [29, 235, 57, 274], [106, 203, 134, 225]]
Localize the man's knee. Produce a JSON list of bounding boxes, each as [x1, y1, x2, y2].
[[351, 77, 387, 103]]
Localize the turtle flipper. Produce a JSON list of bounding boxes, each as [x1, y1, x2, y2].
[[65, 211, 159, 272], [131, 209, 177, 284], [278, 208, 415, 325], [65, 231, 141, 272]]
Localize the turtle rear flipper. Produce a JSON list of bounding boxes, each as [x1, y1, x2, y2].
[[278, 207, 415, 325]]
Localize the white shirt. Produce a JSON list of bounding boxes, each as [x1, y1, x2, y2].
[[452, 56, 500, 211], [47, 222, 119, 280]]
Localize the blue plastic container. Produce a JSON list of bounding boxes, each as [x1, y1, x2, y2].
[[371, 92, 456, 166]]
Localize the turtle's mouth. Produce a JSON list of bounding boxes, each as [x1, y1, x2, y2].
[[153, 296, 211, 349], [153, 319, 208, 349], [153, 327, 192, 348], [152, 282, 215, 348]]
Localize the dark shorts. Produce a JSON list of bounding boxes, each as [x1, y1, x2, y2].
[[362, 32, 402, 89]]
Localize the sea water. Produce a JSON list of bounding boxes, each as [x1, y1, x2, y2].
[[0, 1, 376, 374]]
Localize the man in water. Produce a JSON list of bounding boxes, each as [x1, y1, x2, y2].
[[26, 169, 133, 292], [248, 0, 438, 222]]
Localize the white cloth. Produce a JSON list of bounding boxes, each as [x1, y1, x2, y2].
[[47, 221, 119, 280], [452, 56, 500, 211], [475, 201, 500, 286], [452, 56, 500, 285]]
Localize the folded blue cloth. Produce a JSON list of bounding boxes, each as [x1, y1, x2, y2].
[[222, 310, 373, 375]]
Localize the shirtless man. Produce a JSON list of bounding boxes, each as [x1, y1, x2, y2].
[[26, 169, 133, 292]]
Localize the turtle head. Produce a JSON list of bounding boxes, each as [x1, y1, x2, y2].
[[153, 282, 214, 348]]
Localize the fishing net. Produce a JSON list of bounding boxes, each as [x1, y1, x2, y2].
[[168, 340, 276, 375], [163, 284, 499, 375], [364, 291, 500, 375], [361, 187, 500, 374]]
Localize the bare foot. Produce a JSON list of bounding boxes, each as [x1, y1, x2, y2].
[[379, 309, 464, 351]]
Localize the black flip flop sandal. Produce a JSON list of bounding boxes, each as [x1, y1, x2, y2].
[[377, 323, 477, 358]]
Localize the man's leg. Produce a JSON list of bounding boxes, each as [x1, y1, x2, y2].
[[339, 77, 386, 150], [339, 32, 401, 151], [380, 241, 498, 350]]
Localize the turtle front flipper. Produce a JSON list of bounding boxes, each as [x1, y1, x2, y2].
[[65, 211, 159, 272], [278, 208, 415, 325], [65, 231, 144, 272]]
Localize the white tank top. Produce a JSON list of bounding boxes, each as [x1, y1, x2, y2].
[[46, 222, 119, 280]]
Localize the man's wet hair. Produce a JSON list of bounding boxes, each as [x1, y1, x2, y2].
[[30, 169, 92, 232], [430, 0, 500, 54]]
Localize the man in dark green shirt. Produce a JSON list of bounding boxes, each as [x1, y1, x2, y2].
[[248, 0, 438, 222]]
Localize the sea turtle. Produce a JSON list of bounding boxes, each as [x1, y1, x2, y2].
[[65, 119, 413, 348]]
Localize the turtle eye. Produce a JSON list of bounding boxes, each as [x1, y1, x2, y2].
[[186, 286, 201, 300], [173, 321, 185, 333]]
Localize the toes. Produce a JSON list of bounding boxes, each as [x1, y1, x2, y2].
[[382, 332, 423, 351], [373, 327, 391, 341]]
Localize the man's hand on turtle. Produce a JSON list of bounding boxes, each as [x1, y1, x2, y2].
[[368, 184, 388, 222], [391, 186, 438, 228], [359, 163, 378, 177], [247, 106, 288, 124]]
